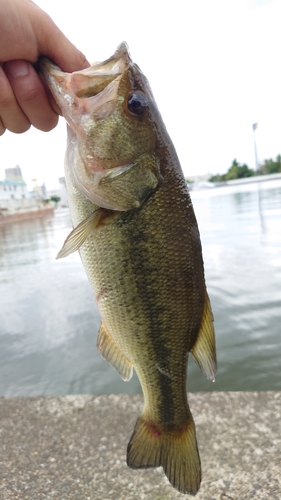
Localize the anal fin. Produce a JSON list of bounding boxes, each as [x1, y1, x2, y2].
[[97, 322, 133, 381], [190, 291, 217, 382]]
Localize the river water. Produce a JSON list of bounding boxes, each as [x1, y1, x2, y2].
[[0, 178, 280, 396]]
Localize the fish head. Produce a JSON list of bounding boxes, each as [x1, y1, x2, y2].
[[40, 43, 162, 210]]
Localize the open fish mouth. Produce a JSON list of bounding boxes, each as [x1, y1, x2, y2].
[[40, 42, 132, 119]]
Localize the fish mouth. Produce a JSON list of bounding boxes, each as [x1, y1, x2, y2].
[[40, 42, 132, 120]]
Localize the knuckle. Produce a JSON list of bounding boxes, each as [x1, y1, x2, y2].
[[0, 90, 14, 108], [19, 86, 41, 103]]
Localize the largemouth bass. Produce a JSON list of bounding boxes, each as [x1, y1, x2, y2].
[[41, 43, 216, 496]]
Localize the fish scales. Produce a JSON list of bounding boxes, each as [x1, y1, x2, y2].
[[40, 42, 217, 496], [71, 157, 204, 418]]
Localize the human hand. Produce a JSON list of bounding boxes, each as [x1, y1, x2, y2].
[[0, 0, 89, 135]]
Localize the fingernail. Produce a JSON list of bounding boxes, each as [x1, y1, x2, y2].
[[6, 60, 29, 77]]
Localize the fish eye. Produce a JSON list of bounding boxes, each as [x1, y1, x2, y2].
[[127, 93, 147, 116]]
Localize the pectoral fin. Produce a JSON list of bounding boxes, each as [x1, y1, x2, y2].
[[97, 322, 133, 381], [190, 291, 217, 382], [56, 209, 101, 259]]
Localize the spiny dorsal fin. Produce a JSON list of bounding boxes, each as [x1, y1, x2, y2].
[[56, 209, 100, 259], [190, 291, 217, 382], [97, 322, 133, 381]]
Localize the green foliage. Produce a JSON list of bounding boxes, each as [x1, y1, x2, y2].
[[210, 154, 281, 183], [257, 155, 281, 175], [209, 173, 223, 182], [210, 159, 255, 182], [225, 159, 255, 180], [50, 195, 61, 203]]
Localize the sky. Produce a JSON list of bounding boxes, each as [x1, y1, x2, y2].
[[1, 0, 281, 189]]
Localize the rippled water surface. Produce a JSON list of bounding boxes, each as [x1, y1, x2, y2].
[[0, 178, 280, 395]]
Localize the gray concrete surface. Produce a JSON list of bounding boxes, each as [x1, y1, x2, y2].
[[0, 392, 280, 499]]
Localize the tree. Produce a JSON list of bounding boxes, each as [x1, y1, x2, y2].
[[50, 195, 61, 203], [50, 195, 61, 207], [225, 160, 255, 180], [258, 155, 281, 175], [210, 159, 254, 182]]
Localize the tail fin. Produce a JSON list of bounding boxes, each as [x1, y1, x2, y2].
[[127, 414, 201, 495]]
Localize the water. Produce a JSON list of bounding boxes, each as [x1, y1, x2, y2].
[[0, 178, 280, 396]]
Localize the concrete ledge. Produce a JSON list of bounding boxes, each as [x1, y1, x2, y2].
[[0, 392, 280, 499]]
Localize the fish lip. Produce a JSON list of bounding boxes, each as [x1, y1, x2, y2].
[[39, 57, 73, 108], [39, 42, 134, 128], [89, 41, 132, 73], [39, 57, 68, 86], [39, 41, 132, 98]]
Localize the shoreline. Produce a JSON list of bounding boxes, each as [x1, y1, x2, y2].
[[0, 206, 54, 225], [216, 171, 281, 187], [190, 172, 281, 189]]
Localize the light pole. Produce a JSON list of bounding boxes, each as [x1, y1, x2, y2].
[[252, 122, 265, 229], [252, 122, 259, 174]]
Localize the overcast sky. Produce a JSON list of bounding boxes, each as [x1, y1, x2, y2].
[[1, 0, 281, 189]]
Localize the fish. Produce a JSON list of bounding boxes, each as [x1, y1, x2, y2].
[[40, 43, 217, 496]]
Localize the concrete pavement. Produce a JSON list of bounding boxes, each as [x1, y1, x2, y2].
[[0, 392, 280, 499]]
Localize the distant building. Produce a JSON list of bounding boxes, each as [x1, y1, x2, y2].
[[31, 179, 48, 201], [1, 165, 37, 211], [187, 172, 213, 183], [41, 182, 47, 199], [0, 179, 30, 210], [0, 165, 62, 212], [5, 165, 24, 182]]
